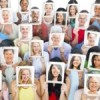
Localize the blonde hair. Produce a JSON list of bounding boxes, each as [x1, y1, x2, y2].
[[31, 42, 42, 56], [19, 68, 32, 84]]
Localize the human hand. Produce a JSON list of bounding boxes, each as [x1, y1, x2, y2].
[[47, 45, 53, 54], [61, 25, 68, 33], [73, 28, 79, 36], [60, 47, 64, 54]]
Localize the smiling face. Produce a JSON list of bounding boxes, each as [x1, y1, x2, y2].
[[72, 56, 81, 69], [20, 0, 29, 12], [21, 69, 30, 83], [94, 5, 100, 17], [2, 10, 10, 23], [87, 33, 96, 46], [69, 5, 77, 16], [4, 49, 14, 64], [88, 77, 100, 94], [20, 26, 29, 39], [31, 10, 39, 23], [51, 34, 61, 46], [93, 55, 100, 69], [51, 65, 60, 78], [78, 14, 87, 27], [32, 42, 41, 55], [56, 13, 64, 24], [44, 4, 53, 16], [0, 0, 8, 8]]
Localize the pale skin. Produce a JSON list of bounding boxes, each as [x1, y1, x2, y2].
[[31, 42, 42, 56], [44, 4, 53, 16], [10, 79, 41, 100], [78, 14, 87, 27], [0, 0, 8, 8], [2, 10, 10, 23]]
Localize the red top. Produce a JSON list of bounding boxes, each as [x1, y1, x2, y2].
[[32, 22, 48, 41], [49, 91, 57, 100], [72, 29, 85, 44]]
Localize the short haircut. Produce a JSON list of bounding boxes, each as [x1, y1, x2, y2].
[[20, 0, 29, 5], [3, 49, 14, 54]]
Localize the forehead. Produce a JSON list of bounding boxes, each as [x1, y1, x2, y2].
[[89, 77, 99, 82], [1, 0, 7, 1], [32, 10, 39, 14], [88, 33, 96, 37], [21, 69, 30, 73], [2, 10, 9, 14], [32, 42, 40, 45], [20, 26, 29, 29], [95, 5, 100, 8], [79, 14, 87, 18], [4, 50, 14, 54], [52, 34, 60, 37], [45, 4, 53, 7]]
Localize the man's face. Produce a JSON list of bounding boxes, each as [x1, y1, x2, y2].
[[78, 14, 87, 27], [20, 0, 28, 12], [0, 0, 8, 8], [20, 26, 29, 39], [51, 34, 61, 46], [4, 50, 14, 64], [31, 10, 39, 22], [87, 33, 96, 46]]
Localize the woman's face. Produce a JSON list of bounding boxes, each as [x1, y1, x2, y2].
[[93, 55, 100, 68], [72, 56, 81, 69], [56, 13, 64, 24], [21, 69, 30, 83], [88, 77, 100, 93], [45, 4, 53, 16], [69, 5, 76, 16], [0, 0, 8, 8], [2, 10, 10, 23], [51, 65, 60, 78], [32, 42, 41, 54], [94, 5, 100, 17]]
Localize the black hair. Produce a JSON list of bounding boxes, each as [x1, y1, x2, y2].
[[46, 0, 53, 3], [91, 54, 100, 68], [86, 46, 100, 61], [20, 0, 29, 5], [68, 0, 78, 4], [80, 10, 89, 13], [31, 6, 39, 10], [56, 8, 66, 12], [48, 64, 62, 81], [87, 25, 100, 32], [0, 39, 14, 47], [95, 0, 100, 3]]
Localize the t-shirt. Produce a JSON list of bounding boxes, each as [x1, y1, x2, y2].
[[72, 29, 85, 44]]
